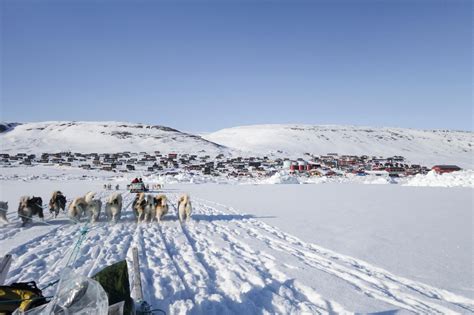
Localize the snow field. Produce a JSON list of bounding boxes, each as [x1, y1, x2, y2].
[[1, 186, 473, 314], [2, 191, 346, 314], [192, 197, 473, 314]]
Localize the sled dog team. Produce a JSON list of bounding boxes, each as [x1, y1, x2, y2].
[[1, 191, 191, 226], [68, 192, 122, 223], [132, 193, 191, 223]]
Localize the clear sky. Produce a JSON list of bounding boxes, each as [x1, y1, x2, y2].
[[1, 0, 472, 132]]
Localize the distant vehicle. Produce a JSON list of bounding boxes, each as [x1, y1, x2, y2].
[[431, 165, 461, 174], [129, 180, 147, 193]]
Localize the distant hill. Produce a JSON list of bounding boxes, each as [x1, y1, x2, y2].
[[203, 124, 473, 168], [1, 121, 471, 168], [0, 121, 230, 156]]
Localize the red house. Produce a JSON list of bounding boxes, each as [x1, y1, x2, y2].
[[432, 165, 461, 174]]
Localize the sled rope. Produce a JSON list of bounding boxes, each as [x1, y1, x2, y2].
[[65, 223, 90, 267], [5, 211, 79, 226], [40, 222, 100, 290], [40, 279, 60, 291], [16, 213, 56, 227]]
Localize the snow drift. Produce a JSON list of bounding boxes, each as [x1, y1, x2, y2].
[[403, 170, 474, 188]]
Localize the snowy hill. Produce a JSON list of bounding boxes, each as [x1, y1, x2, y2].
[[0, 121, 230, 155], [1, 121, 472, 168], [203, 124, 473, 168]]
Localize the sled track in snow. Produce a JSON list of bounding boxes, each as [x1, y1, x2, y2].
[[5, 191, 136, 293], [192, 196, 474, 314], [2, 191, 473, 314], [166, 194, 347, 314]]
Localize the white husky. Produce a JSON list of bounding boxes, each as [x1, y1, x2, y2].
[[0, 201, 8, 224], [177, 194, 192, 222], [68, 196, 87, 222], [105, 193, 122, 222], [84, 192, 102, 223]]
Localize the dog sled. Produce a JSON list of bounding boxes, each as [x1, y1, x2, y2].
[[129, 179, 148, 193], [129, 182, 147, 193], [0, 249, 164, 315]]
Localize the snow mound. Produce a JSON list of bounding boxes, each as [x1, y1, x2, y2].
[[403, 170, 474, 188], [301, 174, 396, 185], [259, 171, 300, 184], [361, 176, 394, 185]]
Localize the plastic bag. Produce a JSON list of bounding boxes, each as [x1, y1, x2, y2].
[[18, 268, 108, 315]]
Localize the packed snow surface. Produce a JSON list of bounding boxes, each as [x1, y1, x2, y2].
[[204, 124, 473, 168], [0, 178, 472, 314]]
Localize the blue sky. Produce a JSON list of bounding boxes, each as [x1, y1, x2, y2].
[[1, 0, 472, 131]]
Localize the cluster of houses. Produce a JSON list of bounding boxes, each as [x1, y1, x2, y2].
[[283, 154, 428, 177], [0, 152, 275, 177], [0, 151, 461, 178]]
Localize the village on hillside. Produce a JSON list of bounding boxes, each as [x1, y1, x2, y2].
[[0, 151, 462, 178]]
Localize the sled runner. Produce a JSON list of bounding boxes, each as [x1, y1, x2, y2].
[[0, 254, 12, 285]]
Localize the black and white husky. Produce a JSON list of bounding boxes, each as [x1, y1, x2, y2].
[[49, 191, 67, 218], [154, 195, 168, 222], [0, 201, 8, 224], [144, 195, 156, 222], [132, 193, 146, 222], [18, 196, 44, 226]]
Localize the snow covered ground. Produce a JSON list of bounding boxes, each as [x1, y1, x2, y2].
[[0, 175, 472, 314], [176, 184, 473, 299]]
